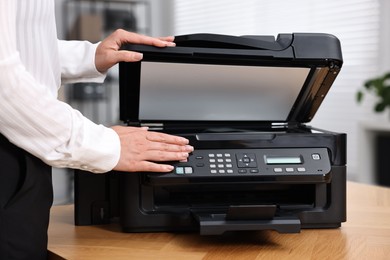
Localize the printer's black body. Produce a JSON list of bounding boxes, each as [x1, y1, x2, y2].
[[74, 33, 346, 235]]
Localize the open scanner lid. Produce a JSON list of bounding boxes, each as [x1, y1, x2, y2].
[[119, 33, 342, 128]]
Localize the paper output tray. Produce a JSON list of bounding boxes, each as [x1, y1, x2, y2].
[[194, 215, 301, 235], [192, 205, 301, 235]]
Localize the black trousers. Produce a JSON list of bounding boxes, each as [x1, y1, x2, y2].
[[0, 134, 53, 260]]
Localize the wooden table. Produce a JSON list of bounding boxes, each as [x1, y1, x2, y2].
[[48, 181, 390, 259]]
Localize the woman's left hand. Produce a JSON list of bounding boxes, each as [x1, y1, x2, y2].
[[95, 29, 175, 73]]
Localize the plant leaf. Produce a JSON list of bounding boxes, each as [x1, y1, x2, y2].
[[356, 91, 364, 103], [375, 102, 386, 112]]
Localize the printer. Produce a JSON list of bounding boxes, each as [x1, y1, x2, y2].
[[74, 33, 346, 235]]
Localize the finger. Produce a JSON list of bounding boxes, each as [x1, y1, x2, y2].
[[158, 36, 175, 43], [147, 142, 194, 153], [142, 150, 190, 162], [146, 132, 189, 145], [136, 35, 175, 47], [135, 161, 175, 173], [117, 30, 175, 47], [115, 50, 143, 63]]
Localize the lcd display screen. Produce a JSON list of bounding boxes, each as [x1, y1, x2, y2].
[[265, 156, 303, 165], [139, 62, 311, 121]]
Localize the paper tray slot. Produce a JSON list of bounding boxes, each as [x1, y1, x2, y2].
[[193, 205, 301, 235]]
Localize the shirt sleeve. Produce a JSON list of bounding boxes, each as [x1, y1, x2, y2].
[[58, 40, 107, 84], [0, 1, 120, 173]]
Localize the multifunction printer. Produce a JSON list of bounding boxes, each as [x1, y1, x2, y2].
[[74, 33, 346, 235]]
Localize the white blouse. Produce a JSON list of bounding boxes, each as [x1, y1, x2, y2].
[[0, 0, 120, 173]]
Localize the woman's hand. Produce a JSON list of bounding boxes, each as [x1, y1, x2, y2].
[[111, 126, 193, 173], [95, 29, 175, 73]]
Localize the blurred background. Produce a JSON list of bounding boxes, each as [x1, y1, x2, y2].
[[53, 0, 390, 204]]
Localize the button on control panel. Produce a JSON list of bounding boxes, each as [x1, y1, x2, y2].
[[169, 148, 331, 179], [175, 166, 193, 175], [207, 153, 234, 174], [236, 153, 257, 168]]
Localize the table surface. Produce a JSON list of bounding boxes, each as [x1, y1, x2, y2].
[[48, 181, 390, 260]]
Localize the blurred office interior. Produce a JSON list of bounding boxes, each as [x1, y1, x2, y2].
[[53, 0, 390, 204]]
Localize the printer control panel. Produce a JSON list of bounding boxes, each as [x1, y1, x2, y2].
[[165, 148, 331, 178]]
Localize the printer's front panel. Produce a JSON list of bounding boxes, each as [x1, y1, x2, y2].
[[147, 147, 331, 184]]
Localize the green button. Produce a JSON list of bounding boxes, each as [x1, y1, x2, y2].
[[176, 167, 184, 174]]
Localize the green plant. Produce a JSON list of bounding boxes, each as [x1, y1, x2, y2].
[[357, 72, 390, 112]]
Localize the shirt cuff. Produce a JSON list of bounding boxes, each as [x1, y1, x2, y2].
[[71, 119, 121, 173]]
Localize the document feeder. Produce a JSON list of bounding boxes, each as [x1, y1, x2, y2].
[[74, 33, 346, 235]]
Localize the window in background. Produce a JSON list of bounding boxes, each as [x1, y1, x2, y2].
[[173, 0, 383, 181]]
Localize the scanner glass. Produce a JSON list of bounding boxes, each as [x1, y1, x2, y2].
[[139, 62, 310, 121]]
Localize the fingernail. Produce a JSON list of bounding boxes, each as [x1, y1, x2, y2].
[[165, 165, 174, 171], [180, 137, 189, 144], [166, 42, 176, 47], [134, 52, 143, 60], [186, 145, 194, 152]]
